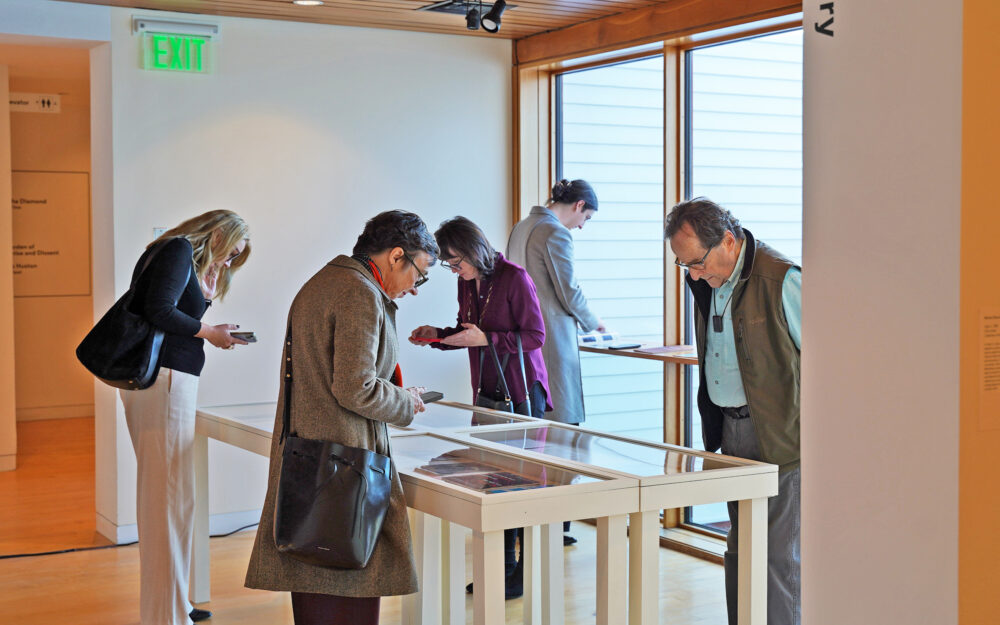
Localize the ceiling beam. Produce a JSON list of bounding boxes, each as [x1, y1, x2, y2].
[[514, 0, 801, 67]]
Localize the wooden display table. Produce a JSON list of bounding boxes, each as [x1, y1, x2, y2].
[[192, 401, 775, 625]]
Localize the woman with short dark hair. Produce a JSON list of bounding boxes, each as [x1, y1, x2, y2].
[[409, 215, 550, 599], [246, 210, 438, 625]]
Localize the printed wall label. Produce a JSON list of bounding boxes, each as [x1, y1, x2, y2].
[[11, 172, 91, 297]]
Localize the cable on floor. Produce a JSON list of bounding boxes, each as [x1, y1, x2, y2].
[[0, 523, 259, 560]]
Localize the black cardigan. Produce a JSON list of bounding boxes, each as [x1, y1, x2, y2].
[[130, 237, 209, 377]]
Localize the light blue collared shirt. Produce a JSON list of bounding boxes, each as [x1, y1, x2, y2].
[[705, 241, 801, 407]]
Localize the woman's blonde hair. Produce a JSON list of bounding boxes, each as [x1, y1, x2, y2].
[[149, 210, 250, 300]]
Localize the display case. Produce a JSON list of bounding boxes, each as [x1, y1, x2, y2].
[[391, 432, 635, 530], [457, 421, 777, 625], [466, 422, 761, 485], [405, 399, 539, 433], [391, 432, 637, 625], [195, 402, 275, 456]]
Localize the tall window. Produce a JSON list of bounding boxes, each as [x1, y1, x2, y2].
[[556, 56, 666, 441], [684, 29, 803, 531]]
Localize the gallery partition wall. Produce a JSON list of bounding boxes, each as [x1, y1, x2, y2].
[[522, 16, 803, 548]]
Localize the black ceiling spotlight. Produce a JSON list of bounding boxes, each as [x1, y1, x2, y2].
[[417, 0, 514, 33], [465, 2, 481, 30], [481, 0, 506, 33]]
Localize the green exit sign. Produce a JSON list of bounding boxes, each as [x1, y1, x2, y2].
[[143, 33, 211, 73]]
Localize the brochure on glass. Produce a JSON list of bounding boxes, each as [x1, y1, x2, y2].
[[392, 433, 599, 494]]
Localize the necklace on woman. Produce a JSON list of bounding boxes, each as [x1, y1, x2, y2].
[[467, 278, 496, 326]]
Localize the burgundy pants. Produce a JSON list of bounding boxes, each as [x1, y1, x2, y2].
[[291, 592, 380, 625]]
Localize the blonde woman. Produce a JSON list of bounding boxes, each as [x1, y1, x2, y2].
[[120, 210, 250, 625]]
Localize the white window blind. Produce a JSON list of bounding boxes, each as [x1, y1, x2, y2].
[[558, 56, 665, 440]]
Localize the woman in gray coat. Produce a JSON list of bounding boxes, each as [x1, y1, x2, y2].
[[506, 179, 604, 426], [246, 210, 438, 625]]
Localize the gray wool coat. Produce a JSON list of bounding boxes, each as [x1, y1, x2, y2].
[[245, 255, 419, 598], [506, 206, 600, 424]]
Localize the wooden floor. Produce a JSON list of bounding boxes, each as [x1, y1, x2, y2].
[[0, 418, 728, 624]]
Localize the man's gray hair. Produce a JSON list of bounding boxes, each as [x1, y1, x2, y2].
[[664, 197, 744, 248]]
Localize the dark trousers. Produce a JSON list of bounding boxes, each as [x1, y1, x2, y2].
[[291, 592, 380, 625], [720, 406, 801, 625]]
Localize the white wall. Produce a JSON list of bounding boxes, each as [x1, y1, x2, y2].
[[102, 8, 511, 536], [802, 1, 961, 623], [2, 1, 511, 539]]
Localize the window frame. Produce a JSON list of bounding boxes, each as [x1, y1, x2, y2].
[[514, 13, 803, 552]]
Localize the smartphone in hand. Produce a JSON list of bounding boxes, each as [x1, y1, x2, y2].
[[231, 331, 257, 343], [420, 391, 444, 403]]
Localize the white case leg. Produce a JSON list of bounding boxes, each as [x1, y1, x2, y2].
[[441, 521, 465, 625], [597, 514, 627, 625], [738, 497, 768, 625], [473, 529, 505, 625], [540, 522, 564, 625], [189, 433, 210, 604], [402, 511, 441, 625], [628, 510, 659, 625]]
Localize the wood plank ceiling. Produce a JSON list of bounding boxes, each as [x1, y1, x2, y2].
[[62, 0, 670, 40]]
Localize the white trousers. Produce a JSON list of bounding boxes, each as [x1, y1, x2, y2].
[[121, 368, 200, 625]]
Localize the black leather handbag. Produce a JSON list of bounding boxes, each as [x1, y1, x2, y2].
[[273, 326, 393, 569], [75, 241, 182, 390], [474, 333, 532, 416]]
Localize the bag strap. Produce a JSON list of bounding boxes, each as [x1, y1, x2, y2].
[[515, 333, 531, 416], [124, 239, 195, 312], [476, 332, 511, 402], [280, 323, 294, 443]]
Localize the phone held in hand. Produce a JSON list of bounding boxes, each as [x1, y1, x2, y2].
[[420, 391, 444, 403], [413, 336, 441, 343], [231, 331, 257, 343]]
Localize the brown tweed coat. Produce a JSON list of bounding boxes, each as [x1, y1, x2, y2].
[[245, 255, 418, 597]]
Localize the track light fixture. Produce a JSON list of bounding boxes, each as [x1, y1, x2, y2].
[[416, 0, 511, 33], [481, 0, 505, 33], [465, 4, 481, 30]]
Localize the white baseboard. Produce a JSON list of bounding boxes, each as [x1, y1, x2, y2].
[[96, 509, 262, 544], [0, 454, 15, 472], [17, 404, 94, 421]]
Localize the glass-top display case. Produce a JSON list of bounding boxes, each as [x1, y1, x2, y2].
[[404, 400, 536, 432], [465, 423, 760, 484], [391, 432, 600, 495], [197, 402, 276, 431]]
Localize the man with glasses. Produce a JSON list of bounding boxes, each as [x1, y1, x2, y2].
[[665, 197, 802, 625]]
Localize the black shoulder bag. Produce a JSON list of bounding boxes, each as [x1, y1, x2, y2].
[[474, 333, 532, 416], [75, 241, 185, 390], [273, 325, 393, 569]]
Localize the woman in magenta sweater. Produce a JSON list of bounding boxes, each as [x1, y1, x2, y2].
[[409, 216, 550, 598]]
